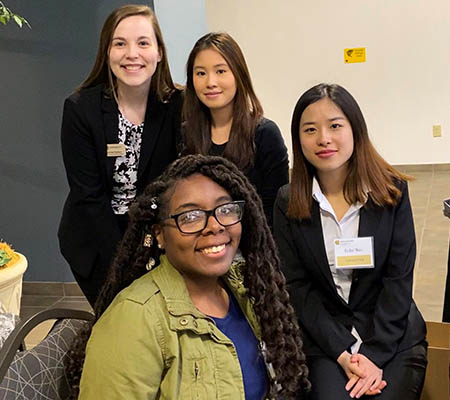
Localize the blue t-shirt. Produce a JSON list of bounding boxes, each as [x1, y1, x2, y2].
[[211, 292, 268, 400]]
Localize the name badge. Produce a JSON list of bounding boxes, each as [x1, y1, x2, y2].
[[107, 143, 126, 157], [334, 237, 374, 269]]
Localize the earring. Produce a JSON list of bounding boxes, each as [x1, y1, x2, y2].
[[150, 197, 158, 210], [143, 233, 153, 247], [146, 257, 156, 271]]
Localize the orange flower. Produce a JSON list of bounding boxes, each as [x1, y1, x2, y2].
[[0, 241, 19, 268]]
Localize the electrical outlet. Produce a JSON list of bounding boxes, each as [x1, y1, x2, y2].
[[433, 125, 442, 137]]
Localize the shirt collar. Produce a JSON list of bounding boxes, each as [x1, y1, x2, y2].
[[312, 176, 326, 203], [312, 176, 366, 218], [153, 256, 260, 334], [312, 176, 368, 205]]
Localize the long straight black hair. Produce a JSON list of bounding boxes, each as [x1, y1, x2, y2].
[[182, 33, 263, 171]]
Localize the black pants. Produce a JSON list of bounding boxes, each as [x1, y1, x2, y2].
[[71, 213, 129, 307], [71, 252, 112, 307], [306, 341, 427, 400], [442, 243, 450, 322]]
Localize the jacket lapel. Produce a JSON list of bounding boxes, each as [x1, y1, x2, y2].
[[353, 200, 382, 282], [101, 92, 119, 189], [358, 200, 382, 238], [299, 202, 338, 290], [137, 95, 165, 181], [299, 198, 383, 304]]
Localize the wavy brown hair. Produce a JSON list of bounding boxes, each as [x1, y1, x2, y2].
[[67, 155, 309, 399], [182, 32, 264, 171], [288, 83, 411, 219], [77, 4, 176, 102]]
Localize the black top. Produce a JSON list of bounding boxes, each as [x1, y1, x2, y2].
[[58, 84, 183, 278], [273, 181, 426, 367], [209, 118, 289, 227]]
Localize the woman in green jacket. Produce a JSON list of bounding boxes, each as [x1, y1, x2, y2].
[[69, 154, 309, 399]]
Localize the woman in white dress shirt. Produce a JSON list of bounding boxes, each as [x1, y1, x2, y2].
[[273, 83, 427, 399]]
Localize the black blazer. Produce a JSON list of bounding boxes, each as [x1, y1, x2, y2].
[[58, 84, 183, 278], [273, 181, 426, 368], [245, 118, 289, 227]]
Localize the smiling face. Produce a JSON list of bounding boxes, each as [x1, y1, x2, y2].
[[154, 174, 241, 285], [299, 97, 354, 180], [108, 15, 161, 93], [192, 48, 237, 116]]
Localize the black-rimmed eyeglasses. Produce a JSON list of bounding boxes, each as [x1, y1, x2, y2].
[[163, 201, 245, 234]]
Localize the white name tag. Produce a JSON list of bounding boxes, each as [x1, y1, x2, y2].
[[334, 237, 374, 269], [107, 143, 126, 157]]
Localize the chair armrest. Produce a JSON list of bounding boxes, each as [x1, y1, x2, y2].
[[0, 307, 94, 382]]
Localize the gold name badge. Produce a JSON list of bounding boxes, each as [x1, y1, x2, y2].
[[107, 143, 126, 157]]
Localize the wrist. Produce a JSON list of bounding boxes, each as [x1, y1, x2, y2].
[[337, 350, 351, 366]]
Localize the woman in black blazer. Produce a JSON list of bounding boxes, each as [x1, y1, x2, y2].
[[274, 84, 427, 399], [58, 5, 182, 306]]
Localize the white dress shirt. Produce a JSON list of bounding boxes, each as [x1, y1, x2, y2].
[[312, 177, 364, 353]]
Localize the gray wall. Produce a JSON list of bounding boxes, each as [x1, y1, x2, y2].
[[1, 0, 207, 282], [0, 1, 154, 281], [155, 0, 207, 84]]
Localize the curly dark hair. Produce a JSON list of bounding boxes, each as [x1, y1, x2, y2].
[[67, 154, 309, 398]]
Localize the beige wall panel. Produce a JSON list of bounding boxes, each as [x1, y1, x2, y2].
[[205, 0, 450, 165]]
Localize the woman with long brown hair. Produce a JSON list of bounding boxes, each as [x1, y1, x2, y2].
[[58, 4, 182, 306], [182, 32, 289, 227], [274, 83, 427, 399], [68, 154, 309, 399]]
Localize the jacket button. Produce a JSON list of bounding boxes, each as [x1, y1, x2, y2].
[[180, 318, 189, 326]]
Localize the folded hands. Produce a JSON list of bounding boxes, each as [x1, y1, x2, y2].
[[337, 351, 387, 398]]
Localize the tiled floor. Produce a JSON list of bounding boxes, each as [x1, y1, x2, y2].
[[20, 284, 92, 348], [18, 164, 450, 346]]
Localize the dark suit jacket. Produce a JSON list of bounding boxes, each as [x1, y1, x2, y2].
[[58, 84, 183, 278], [273, 181, 426, 368]]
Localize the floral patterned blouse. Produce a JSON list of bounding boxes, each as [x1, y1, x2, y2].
[[111, 113, 143, 215]]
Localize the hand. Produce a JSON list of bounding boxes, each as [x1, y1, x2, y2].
[[337, 350, 366, 391], [347, 353, 386, 398], [350, 354, 387, 396]]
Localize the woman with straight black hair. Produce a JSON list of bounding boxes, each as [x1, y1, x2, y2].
[[182, 32, 289, 227], [274, 83, 427, 399], [58, 4, 182, 306]]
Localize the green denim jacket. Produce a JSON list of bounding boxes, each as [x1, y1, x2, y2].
[[79, 255, 270, 399]]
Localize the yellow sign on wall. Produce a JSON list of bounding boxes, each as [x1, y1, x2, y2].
[[344, 47, 366, 63]]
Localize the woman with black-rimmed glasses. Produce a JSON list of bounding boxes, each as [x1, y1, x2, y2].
[[68, 155, 310, 400]]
